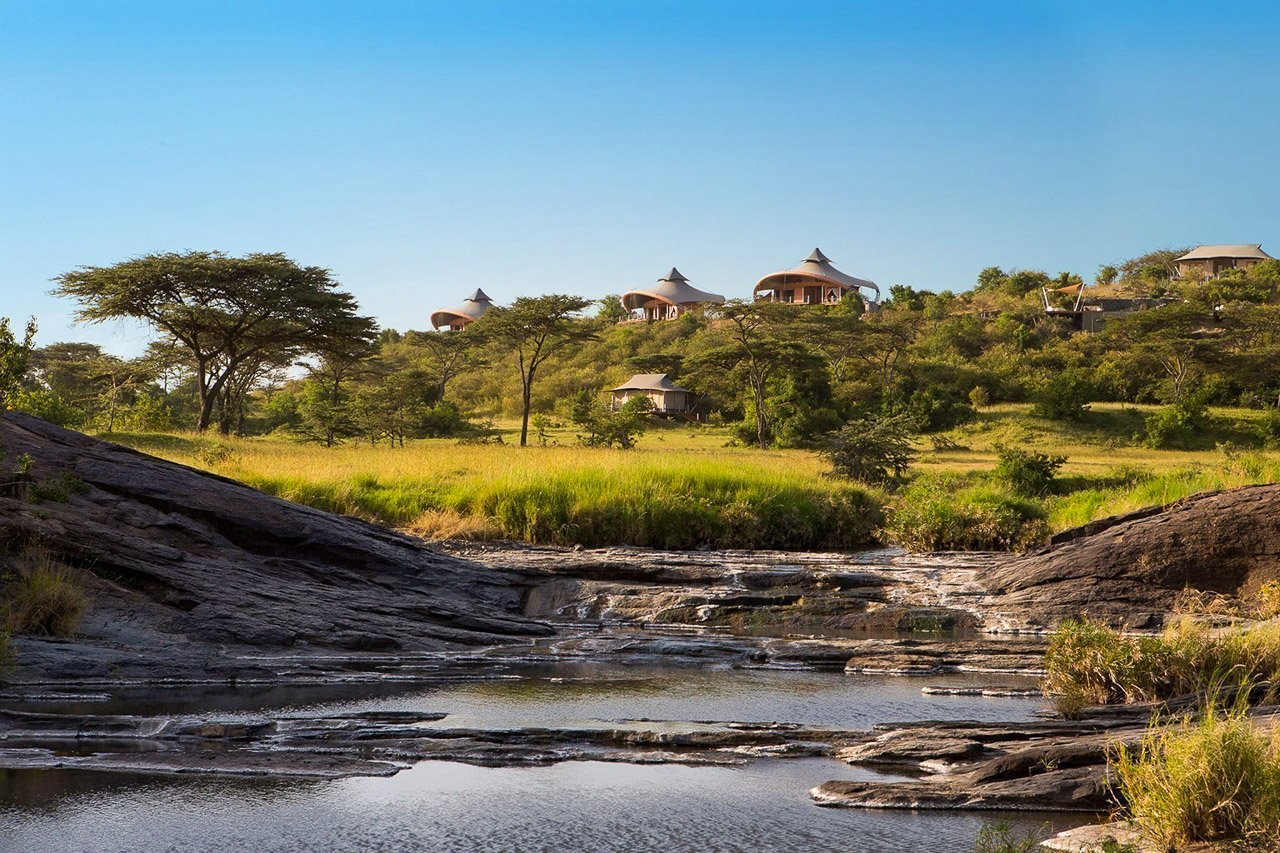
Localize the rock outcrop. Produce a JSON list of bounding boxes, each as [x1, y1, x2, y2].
[[0, 413, 551, 682], [983, 484, 1280, 628]]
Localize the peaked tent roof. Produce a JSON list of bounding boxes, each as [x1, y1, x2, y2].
[[608, 373, 690, 393], [1176, 244, 1273, 262], [753, 248, 880, 300], [430, 289, 495, 329], [620, 268, 727, 311]]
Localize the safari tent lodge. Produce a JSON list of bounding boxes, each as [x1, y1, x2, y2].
[[1175, 245, 1274, 279], [608, 374, 694, 417], [753, 248, 880, 307], [620, 268, 726, 321]]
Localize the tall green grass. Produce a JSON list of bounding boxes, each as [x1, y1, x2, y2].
[[246, 463, 885, 550], [1043, 618, 1280, 715]]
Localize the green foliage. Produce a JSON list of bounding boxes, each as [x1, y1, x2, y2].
[[0, 316, 37, 409], [971, 821, 1043, 853], [993, 443, 1066, 495], [1030, 371, 1091, 421], [901, 386, 976, 432], [968, 386, 991, 408], [1255, 408, 1280, 448], [820, 414, 916, 485], [1113, 706, 1280, 849], [885, 479, 1049, 551], [1144, 392, 1212, 448], [573, 395, 651, 449]]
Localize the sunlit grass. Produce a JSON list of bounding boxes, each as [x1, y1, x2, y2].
[[99, 403, 1280, 549]]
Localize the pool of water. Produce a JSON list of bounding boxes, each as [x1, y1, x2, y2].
[[0, 664, 1086, 852]]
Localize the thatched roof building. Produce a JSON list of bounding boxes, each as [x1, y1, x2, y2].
[[620, 269, 725, 321], [430, 288, 493, 330], [753, 248, 879, 305]]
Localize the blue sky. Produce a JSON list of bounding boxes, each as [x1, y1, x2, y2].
[[3, 1, 1279, 355]]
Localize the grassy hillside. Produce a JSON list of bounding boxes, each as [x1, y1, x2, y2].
[[102, 403, 1280, 551]]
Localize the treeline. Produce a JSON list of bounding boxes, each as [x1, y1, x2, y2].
[[5, 247, 1280, 451]]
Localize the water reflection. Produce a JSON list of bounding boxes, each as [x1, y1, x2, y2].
[[1, 761, 1085, 853]]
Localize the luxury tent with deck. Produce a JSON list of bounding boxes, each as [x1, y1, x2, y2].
[[430, 288, 494, 330], [608, 374, 693, 416], [753, 248, 880, 306], [1175, 245, 1274, 279], [620, 268, 726, 321]]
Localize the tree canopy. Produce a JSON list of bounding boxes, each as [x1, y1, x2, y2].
[[53, 251, 377, 431]]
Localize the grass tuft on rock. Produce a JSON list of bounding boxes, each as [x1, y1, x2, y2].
[[3, 550, 88, 637]]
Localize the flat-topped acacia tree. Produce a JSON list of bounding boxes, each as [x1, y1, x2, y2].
[[475, 294, 596, 447], [53, 251, 377, 432]]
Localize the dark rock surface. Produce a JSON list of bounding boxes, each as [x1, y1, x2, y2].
[[985, 484, 1280, 627], [0, 413, 551, 682]]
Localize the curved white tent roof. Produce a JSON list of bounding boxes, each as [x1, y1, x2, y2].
[[621, 268, 726, 311], [430, 288, 493, 329], [753, 248, 880, 302]]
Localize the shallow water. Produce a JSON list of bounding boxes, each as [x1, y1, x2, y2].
[[0, 663, 1089, 852]]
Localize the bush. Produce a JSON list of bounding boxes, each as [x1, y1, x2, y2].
[[968, 386, 991, 408], [885, 480, 1049, 552], [904, 387, 976, 433], [3, 551, 88, 637], [1256, 408, 1280, 448], [820, 414, 916, 485], [993, 444, 1066, 495], [1145, 394, 1213, 449], [574, 396, 651, 449], [1112, 707, 1280, 849], [1030, 372, 1091, 421]]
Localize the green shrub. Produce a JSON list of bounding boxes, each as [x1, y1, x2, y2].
[[1112, 706, 1280, 849], [1030, 372, 1091, 421], [993, 444, 1066, 496], [820, 414, 916, 485], [4, 552, 88, 637], [1256, 408, 1280, 448], [885, 480, 1049, 552], [968, 386, 991, 408], [1145, 394, 1213, 449], [904, 387, 977, 433]]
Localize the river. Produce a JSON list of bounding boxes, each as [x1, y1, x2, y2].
[[1, 663, 1087, 852]]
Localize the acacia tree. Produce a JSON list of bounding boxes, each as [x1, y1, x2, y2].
[[406, 326, 487, 403], [476, 294, 596, 447], [690, 300, 804, 449], [54, 251, 377, 432]]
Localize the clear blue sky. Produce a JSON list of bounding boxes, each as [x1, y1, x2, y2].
[[3, 0, 1279, 355]]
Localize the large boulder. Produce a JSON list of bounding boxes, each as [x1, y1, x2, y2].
[[0, 413, 551, 681], [983, 485, 1280, 627]]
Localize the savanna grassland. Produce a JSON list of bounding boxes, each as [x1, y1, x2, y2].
[[102, 401, 1280, 551]]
